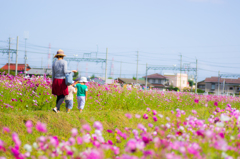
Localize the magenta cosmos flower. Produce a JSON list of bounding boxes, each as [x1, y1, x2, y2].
[[36, 122, 47, 133], [143, 114, 148, 119]]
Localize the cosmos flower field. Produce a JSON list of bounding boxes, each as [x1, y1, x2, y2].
[[1, 72, 240, 159]]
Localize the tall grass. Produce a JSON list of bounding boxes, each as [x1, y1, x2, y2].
[[1, 73, 240, 158]]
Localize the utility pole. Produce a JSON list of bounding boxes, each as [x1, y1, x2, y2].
[[48, 43, 51, 69], [218, 71, 220, 95], [120, 61, 122, 78], [24, 38, 27, 75], [145, 63, 148, 90], [136, 51, 139, 84], [105, 48, 108, 84], [15, 36, 19, 76], [222, 79, 225, 94], [195, 59, 198, 94], [8, 37, 11, 74], [180, 54, 182, 91], [41, 57, 43, 69]]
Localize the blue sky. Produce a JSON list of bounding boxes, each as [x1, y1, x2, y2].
[[0, 0, 239, 80]]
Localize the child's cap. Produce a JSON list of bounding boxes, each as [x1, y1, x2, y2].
[[79, 77, 88, 83]]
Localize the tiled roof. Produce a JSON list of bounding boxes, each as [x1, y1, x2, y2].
[[151, 84, 165, 88], [142, 73, 166, 79], [1, 63, 31, 71], [118, 78, 146, 85], [205, 77, 240, 84], [118, 78, 154, 87]]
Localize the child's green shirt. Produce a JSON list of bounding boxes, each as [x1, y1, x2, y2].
[[75, 84, 88, 96]]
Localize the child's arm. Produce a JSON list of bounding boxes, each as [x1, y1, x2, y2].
[[73, 87, 77, 94]]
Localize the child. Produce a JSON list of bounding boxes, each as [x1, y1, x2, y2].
[[74, 77, 88, 113], [65, 81, 77, 113]]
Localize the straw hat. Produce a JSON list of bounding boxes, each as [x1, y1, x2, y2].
[[54, 49, 66, 58]]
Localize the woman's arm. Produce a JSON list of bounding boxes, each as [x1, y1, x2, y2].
[[64, 60, 77, 74]]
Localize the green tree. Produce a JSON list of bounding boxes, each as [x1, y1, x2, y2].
[[188, 80, 194, 87], [90, 74, 95, 79], [73, 72, 79, 78]]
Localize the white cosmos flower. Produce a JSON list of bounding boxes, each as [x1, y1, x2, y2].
[[24, 144, 32, 152], [216, 122, 224, 127], [33, 142, 38, 149], [220, 114, 230, 122]]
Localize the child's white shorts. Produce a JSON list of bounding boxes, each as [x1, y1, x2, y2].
[[77, 96, 85, 110]]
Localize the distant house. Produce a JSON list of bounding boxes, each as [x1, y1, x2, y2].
[[1, 63, 31, 72], [26, 68, 52, 76], [142, 73, 168, 90], [204, 77, 240, 95], [197, 80, 205, 91], [90, 77, 114, 84], [164, 73, 189, 90], [117, 78, 153, 88]]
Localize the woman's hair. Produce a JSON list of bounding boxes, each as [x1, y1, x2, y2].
[[57, 55, 64, 59]]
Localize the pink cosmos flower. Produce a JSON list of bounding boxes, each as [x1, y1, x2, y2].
[[135, 114, 141, 118], [138, 124, 146, 131], [148, 123, 153, 127], [71, 128, 78, 137], [108, 140, 113, 145], [191, 110, 197, 114], [214, 102, 218, 106], [143, 114, 148, 119], [152, 110, 157, 115], [0, 140, 6, 152], [125, 113, 132, 119], [93, 121, 103, 131], [111, 146, 119, 155], [77, 137, 83, 145], [125, 139, 137, 152], [36, 122, 47, 133], [194, 99, 199, 104], [2, 127, 10, 134], [107, 129, 113, 133], [12, 133, 21, 149], [153, 116, 158, 122], [68, 137, 75, 145], [25, 121, 33, 134], [147, 107, 151, 112], [50, 136, 59, 147], [143, 150, 154, 157], [82, 124, 91, 132]]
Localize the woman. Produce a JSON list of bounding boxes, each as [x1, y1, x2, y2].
[[52, 49, 77, 113]]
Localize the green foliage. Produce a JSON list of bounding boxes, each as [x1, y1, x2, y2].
[[73, 72, 79, 78], [90, 74, 95, 79], [188, 79, 194, 87], [132, 77, 136, 80], [108, 77, 113, 79], [168, 85, 179, 91], [192, 88, 205, 93], [0, 68, 16, 76]]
